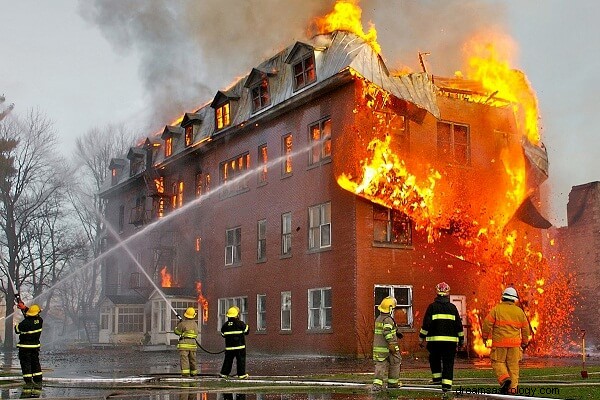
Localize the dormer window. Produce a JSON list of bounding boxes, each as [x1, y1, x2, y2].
[[161, 125, 183, 158], [185, 126, 193, 146], [293, 53, 316, 90], [245, 68, 275, 114], [165, 137, 173, 157], [216, 102, 231, 130], [181, 113, 201, 147], [109, 157, 127, 185]]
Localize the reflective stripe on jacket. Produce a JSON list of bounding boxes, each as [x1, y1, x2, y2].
[[482, 300, 530, 348], [174, 318, 199, 350], [221, 317, 249, 350], [15, 315, 43, 349], [372, 313, 398, 361], [419, 295, 463, 343]]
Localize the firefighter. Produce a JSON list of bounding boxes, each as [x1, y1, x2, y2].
[[14, 300, 43, 389], [220, 306, 249, 379], [418, 282, 464, 394], [174, 307, 199, 377], [372, 296, 402, 391], [481, 287, 530, 395]]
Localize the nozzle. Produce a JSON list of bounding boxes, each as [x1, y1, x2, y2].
[[176, 313, 183, 321]]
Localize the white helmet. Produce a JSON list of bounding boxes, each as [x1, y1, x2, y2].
[[502, 287, 519, 302]]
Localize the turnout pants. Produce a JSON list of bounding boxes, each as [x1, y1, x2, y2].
[[178, 349, 198, 376], [373, 352, 401, 388], [18, 348, 42, 385], [490, 347, 522, 393], [427, 341, 457, 391], [220, 348, 246, 376]]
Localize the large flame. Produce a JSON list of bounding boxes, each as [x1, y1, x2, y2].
[[195, 281, 209, 323], [314, 0, 381, 54], [160, 266, 173, 288]]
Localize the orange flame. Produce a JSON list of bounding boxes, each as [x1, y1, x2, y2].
[[160, 266, 172, 288], [314, 0, 381, 54], [195, 281, 209, 323]]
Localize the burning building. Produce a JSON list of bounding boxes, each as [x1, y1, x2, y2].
[[97, 6, 569, 355]]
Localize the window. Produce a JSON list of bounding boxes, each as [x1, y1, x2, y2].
[[308, 287, 332, 330], [215, 102, 231, 130], [281, 212, 292, 256], [185, 125, 193, 147], [251, 78, 271, 112], [309, 118, 331, 165], [258, 144, 268, 184], [221, 153, 250, 196], [257, 294, 267, 332], [293, 53, 316, 91], [373, 204, 412, 246], [437, 121, 470, 166], [117, 306, 144, 333], [308, 202, 331, 250], [164, 136, 173, 157], [281, 291, 292, 331], [118, 205, 125, 232], [130, 156, 144, 177], [100, 306, 111, 330], [195, 173, 203, 198], [374, 285, 413, 328], [282, 134, 293, 176], [171, 300, 198, 330], [218, 297, 248, 328], [257, 219, 267, 261], [225, 227, 241, 266], [171, 180, 184, 209], [111, 168, 118, 185]]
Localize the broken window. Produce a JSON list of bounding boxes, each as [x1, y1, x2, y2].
[[220, 153, 250, 196], [309, 117, 332, 165], [281, 212, 292, 256], [258, 144, 268, 184], [374, 284, 413, 328], [282, 133, 293, 176], [164, 136, 173, 158], [293, 53, 316, 91], [308, 287, 332, 330], [308, 202, 331, 250], [225, 226, 241, 266], [250, 78, 271, 112], [257, 294, 267, 331], [437, 121, 470, 166], [280, 291, 292, 331], [373, 204, 412, 246], [184, 125, 193, 147], [257, 219, 267, 262], [215, 102, 231, 130]]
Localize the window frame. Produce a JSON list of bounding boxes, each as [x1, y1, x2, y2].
[[218, 296, 248, 329], [215, 102, 231, 130], [281, 212, 292, 256], [282, 133, 293, 176], [184, 125, 194, 147], [220, 153, 250, 196], [374, 284, 414, 328], [164, 136, 173, 158], [372, 204, 413, 247], [225, 226, 242, 266], [257, 219, 267, 262], [307, 287, 332, 331], [308, 202, 331, 251], [308, 117, 332, 166], [292, 53, 317, 91], [437, 121, 471, 166], [250, 77, 271, 113], [280, 291, 292, 331], [256, 294, 267, 332], [258, 144, 268, 184]]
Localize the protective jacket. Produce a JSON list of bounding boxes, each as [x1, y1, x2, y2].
[[419, 295, 464, 344], [221, 318, 249, 350], [372, 313, 399, 361], [15, 314, 43, 349], [482, 300, 530, 348], [174, 318, 198, 350]]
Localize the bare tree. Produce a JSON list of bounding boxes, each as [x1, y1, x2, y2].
[[64, 124, 137, 341], [0, 108, 64, 349]]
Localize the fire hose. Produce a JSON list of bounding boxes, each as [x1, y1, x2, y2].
[[173, 312, 225, 354]]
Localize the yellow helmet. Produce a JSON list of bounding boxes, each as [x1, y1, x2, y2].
[[26, 304, 41, 317], [377, 296, 397, 313], [226, 306, 240, 318], [184, 307, 197, 319]]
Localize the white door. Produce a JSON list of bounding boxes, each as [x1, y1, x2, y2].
[[450, 294, 467, 349]]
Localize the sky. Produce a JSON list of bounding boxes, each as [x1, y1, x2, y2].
[[1, 0, 598, 227]]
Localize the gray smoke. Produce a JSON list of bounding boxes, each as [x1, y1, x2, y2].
[[77, 0, 506, 134]]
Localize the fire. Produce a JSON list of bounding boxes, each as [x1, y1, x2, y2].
[[195, 281, 209, 323], [160, 266, 172, 288], [314, 0, 381, 54]]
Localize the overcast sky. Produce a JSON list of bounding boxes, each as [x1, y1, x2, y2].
[[1, 0, 598, 227]]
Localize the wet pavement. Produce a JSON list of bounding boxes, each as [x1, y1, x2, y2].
[[1, 347, 598, 399]]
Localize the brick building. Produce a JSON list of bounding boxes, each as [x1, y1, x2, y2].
[[97, 31, 546, 356]]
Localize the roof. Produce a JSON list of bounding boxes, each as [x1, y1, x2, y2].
[[104, 294, 147, 305], [149, 287, 197, 299]]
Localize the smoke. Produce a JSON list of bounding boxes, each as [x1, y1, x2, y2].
[[77, 0, 507, 134]]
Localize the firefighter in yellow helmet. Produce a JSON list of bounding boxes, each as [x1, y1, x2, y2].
[[372, 296, 402, 391], [418, 282, 464, 394], [14, 299, 43, 389], [219, 306, 249, 379], [482, 287, 530, 395], [174, 307, 199, 377]]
